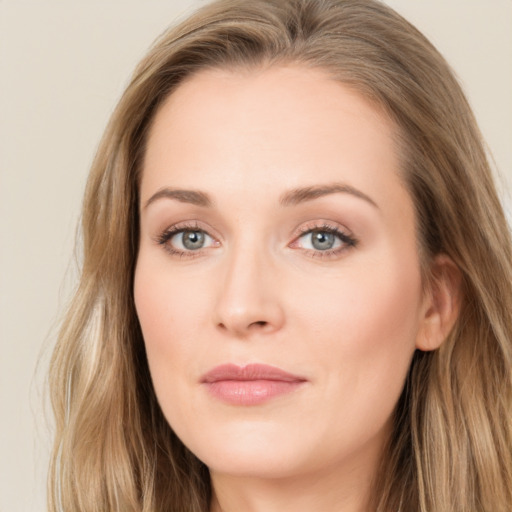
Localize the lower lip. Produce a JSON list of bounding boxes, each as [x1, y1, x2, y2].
[[204, 379, 305, 406]]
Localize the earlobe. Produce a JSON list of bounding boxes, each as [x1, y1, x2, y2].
[[416, 254, 462, 352]]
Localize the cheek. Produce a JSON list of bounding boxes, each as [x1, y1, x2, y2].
[[133, 256, 223, 423], [133, 260, 210, 437], [134, 255, 210, 341], [134, 268, 173, 351], [134, 262, 200, 383], [295, 252, 423, 403], [308, 247, 421, 339], [276, 255, 423, 468]]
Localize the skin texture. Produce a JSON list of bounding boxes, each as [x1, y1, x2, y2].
[[134, 65, 459, 512]]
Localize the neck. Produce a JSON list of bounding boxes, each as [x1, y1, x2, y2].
[[209, 456, 377, 512]]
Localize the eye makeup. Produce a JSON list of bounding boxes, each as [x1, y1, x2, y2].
[[154, 218, 358, 261], [290, 221, 358, 260]]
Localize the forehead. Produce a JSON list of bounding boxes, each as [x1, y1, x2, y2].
[[146, 65, 394, 156], [141, 65, 410, 218]]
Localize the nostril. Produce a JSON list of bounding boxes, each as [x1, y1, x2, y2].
[[250, 321, 268, 328]]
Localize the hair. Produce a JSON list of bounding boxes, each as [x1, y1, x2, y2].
[[48, 0, 512, 510]]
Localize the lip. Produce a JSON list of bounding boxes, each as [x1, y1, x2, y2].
[[201, 363, 307, 406]]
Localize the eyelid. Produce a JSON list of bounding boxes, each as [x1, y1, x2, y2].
[[153, 219, 357, 259], [154, 220, 221, 257], [155, 220, 220, 241], [289, 220, 358, 257], [292, 220, 353, 239]]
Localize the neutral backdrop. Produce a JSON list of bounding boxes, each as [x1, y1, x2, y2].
[[1, 1, 511, 510]]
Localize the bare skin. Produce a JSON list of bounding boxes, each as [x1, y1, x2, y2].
[[135, 65, 460, 512]]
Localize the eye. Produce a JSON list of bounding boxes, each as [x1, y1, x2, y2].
[[157, 224, 218, 256], [301, 230, 341, 251], [292, 224, 357, 257], [173, 230, 211, 251]]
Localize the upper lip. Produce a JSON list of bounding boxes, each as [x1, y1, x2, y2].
[[201, 363, 307, 383]]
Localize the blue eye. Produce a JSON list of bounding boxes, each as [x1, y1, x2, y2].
[[296, 227, 357, 254], [307, 230, 338, 250], [169, 229, 214, 251], [157, 226, 217, 256]]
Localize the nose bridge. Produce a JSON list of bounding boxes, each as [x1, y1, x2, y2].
[[214, 233, 284, 336]]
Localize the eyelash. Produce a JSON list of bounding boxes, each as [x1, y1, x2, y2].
[[293, 223, 358, 259], [155, 221, 210, 259], [155, 221, 358, 260]]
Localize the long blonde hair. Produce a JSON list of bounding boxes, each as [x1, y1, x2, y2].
[[48, 1, 512, 510]]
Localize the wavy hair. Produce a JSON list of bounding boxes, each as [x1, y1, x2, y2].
[[48, 0, 512, 510]]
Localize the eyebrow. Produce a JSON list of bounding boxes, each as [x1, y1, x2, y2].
[[279, 183, 378, 209], [143, 182, 378, 210], [144, 188, 213, 209]]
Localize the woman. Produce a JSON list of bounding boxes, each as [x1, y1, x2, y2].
[[48, 0, 512, 510]]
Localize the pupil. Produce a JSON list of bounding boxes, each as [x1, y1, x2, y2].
[[183, 230, 204, 250], [312, 231, 334, 250]]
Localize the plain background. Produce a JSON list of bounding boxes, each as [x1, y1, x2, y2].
[[1, 1, 511, 510]]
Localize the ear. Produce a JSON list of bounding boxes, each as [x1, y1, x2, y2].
[[416, 254, 462, 352]]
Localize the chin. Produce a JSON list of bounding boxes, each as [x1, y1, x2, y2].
[[201, 446, 307, 479], [177, 418, 314, 478]]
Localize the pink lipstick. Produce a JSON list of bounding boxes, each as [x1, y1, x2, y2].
[[201, 363, 307, 406]]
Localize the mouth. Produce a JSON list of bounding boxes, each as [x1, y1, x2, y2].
[[200, 363, 308, 406]]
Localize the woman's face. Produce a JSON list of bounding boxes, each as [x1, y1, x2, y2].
[[134, 65, 430, 482]]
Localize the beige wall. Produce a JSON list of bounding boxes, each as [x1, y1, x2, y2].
[[0, 1, 510, 510]]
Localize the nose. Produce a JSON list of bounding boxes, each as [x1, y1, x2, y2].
[[213, 242, 285, 337]]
